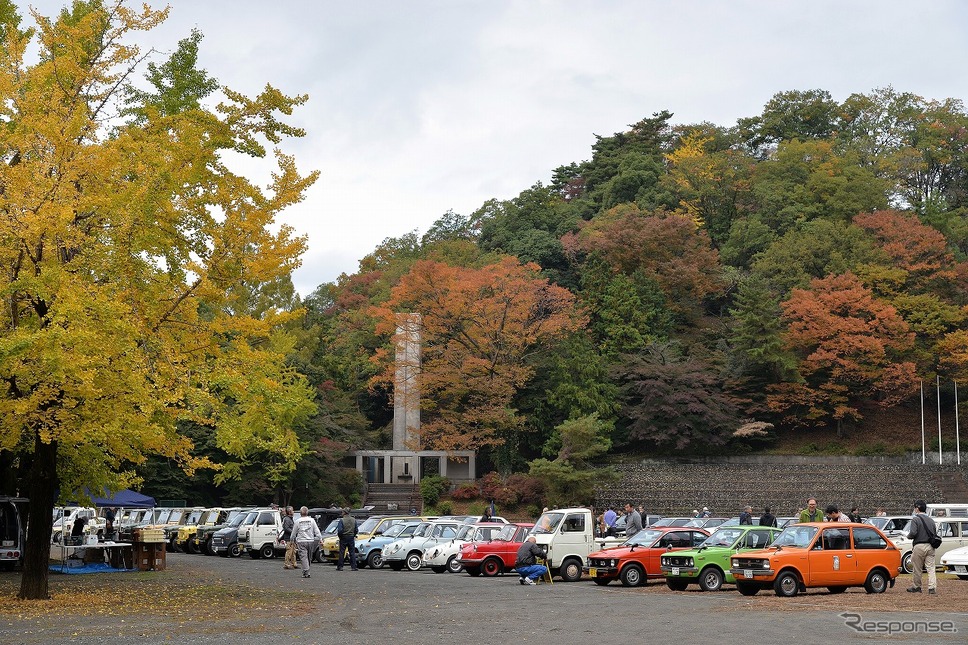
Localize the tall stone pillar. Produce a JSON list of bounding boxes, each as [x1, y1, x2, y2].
[[393, 313, 421, 451]]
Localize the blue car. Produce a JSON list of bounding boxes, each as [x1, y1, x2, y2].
[[356, 521, 423, 569]]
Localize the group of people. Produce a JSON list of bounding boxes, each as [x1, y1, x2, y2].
[[278, 506, 358, 578], [597, 503, 646, 538]]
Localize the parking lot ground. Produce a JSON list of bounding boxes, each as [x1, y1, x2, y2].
[[1, 553, 966, 644]]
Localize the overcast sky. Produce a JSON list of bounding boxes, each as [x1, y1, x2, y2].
[[21, 1, 968, 296]]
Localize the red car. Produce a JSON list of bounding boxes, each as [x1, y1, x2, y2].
[[583, 527, 709, 586], [456, 523, 533, 577]]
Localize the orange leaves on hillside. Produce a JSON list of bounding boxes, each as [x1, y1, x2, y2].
[[371, 257, 584, 451], [768, 272, 918, 428], [853, 209, 958, 286], [562, 204, 721, 317]]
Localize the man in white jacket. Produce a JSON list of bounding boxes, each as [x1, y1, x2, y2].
[[291, 506, 322, 578]]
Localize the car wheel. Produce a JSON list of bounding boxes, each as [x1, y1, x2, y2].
[[699, 567, 724, 592], [901, 552, 913, 574], [773, 570, 799, 597], [446, 555, 463, 574], [736, 582, 759, 596], [169, 537, 180, 553], [482, 557, 503, 577], [205, 540, 216, 556], [593, 578, 610, 586], [186, 539, 200, 555], [228, 543, 243, 558], [666, 578, 688, 591], [260, 544, 275, 559], [431, 566, 447, 573], [619, 564, 643, 587], [465, 566, 481, 577], [559, 558, 582, 582], [827, 586, 847, 594], [406, 553, 422, 571], [864, 568, 889, 594], [367, 550, 383, 569]]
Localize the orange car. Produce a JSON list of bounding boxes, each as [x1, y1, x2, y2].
[[583, 527, 709, 586], [728, 522, 901, 597]]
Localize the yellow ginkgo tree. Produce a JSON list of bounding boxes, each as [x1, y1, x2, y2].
[[0, 1, 318, 598]]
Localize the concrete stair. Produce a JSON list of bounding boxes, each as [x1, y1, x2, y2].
[[363, 483, 423, 515]]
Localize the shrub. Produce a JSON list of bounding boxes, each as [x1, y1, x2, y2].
[[436, 500, 453, 515], [506, 473, 545, 505], [451, 483, 479, 500], [420, 475, 450, 507]]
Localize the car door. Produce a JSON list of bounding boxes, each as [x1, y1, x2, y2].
[[850, 525, 892, 580], [807, 527, 854, 585]]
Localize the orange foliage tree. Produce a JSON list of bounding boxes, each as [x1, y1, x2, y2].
[[370, 257, 584, 451], [562, 204, 721, 320], [767, 272, 918, 434]]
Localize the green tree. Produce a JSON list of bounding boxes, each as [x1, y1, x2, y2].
[[527, 414, 617, 507], [0, 3, 317, 599]]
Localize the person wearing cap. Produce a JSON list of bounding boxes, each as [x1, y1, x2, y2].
[[700, 507, 711, 518], [336, 507, 358, 571]]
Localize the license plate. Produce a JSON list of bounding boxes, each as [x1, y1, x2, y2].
[[956, 565, 967, 573], [671, 567, 679, 576], [589, 568, 597, 577], [744, 569, 753, 579]]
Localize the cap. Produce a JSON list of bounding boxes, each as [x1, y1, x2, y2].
[[702, 507, 708, 511]]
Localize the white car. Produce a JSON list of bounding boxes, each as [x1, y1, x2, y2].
[[382, 520, 461, 571], [888, 515, 968, 573], [939, 544, 968, 580], [422, 522, 507, 573]]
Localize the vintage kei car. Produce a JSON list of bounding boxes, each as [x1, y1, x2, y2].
[[583, 527, 709, 587], [660, 524, 782, 591], [728, 522, 901, 596], [457, 523, 533, 576], [422, 522, 507, 573], [939, 544, 968, 580]]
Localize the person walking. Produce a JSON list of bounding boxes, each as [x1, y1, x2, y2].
[[292, 506, 322, 578], [515, 536, 548, 586], [798, 498, 824, 523], [759, 506, 777, 527], [279, 506, 296, 569], [336, 507, 358, 571], [907, 500, 938, 595]]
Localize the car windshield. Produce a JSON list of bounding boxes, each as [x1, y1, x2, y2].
[[226, 512, 249, 528], [623, 529, 663, 547], [531, 513, 563, 534], [382, 523, 408, 538], [186, 510, 203, 524], [456, 525, 476, 540], [701, 528, 744, 548], [771, 525, 818, 548], [413, 523, 432, 537], [865, 517, 888, 530], [324, 519, 340, 534], [684, 519, 705, 528], [356, 517, 381, 534], [496, 524, 520, 541]]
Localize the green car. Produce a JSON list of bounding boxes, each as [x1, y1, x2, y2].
[[660, 525, 782, 592]]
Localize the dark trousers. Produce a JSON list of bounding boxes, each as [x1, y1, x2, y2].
[[337, 535, 357, 570]]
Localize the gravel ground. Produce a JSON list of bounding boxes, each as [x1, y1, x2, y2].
[[1, 552, 966, 644]]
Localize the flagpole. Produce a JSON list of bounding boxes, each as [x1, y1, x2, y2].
[[956, 380, 961, 466], [921, 379, 928, 464], [937, 375, 943, 465]]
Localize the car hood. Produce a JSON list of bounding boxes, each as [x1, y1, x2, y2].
[[587, 545, 650, 559], [664, 546, 738, 559]]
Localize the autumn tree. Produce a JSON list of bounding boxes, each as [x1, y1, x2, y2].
[[0, 2, 317, 598], [613, 344, 742, 451], [370, 257, 584, 454], [767, 273, 918, 435]]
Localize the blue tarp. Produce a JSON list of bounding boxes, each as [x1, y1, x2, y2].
[[49, 562, 136, 575], [86, 488, 156, 508]]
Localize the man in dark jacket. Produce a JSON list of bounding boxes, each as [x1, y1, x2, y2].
[[515, 536, 547, 586], [279, 506, 296, 569], [758, 506, 777, 527], [336, 508, 358, 571], [907, 500, 938, 595]]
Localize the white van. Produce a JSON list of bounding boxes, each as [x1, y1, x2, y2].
[[889, 515, 968, 573], [238, 508, 284, 559]]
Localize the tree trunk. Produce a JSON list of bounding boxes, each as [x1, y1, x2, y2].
[[18, 433, 58, 600]]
